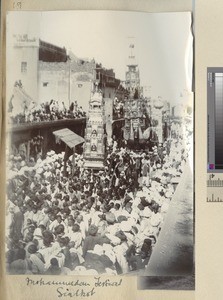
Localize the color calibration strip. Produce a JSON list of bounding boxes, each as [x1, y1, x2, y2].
[[207, 68, 223, 173], [215, 73, 223, 169]]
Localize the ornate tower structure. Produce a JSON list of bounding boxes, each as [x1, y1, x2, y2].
[[124, 42, 146, 145], [83, 83, 105, 169], [125, 43, 140, 97]]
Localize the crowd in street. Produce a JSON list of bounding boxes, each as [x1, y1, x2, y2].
[[8, 99, 86, 124], [5, 119, 192, 275]]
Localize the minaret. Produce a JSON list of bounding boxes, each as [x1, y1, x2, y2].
[[125, 42, 140, 98]]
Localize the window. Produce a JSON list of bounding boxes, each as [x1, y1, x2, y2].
[[21, 62, 27, 73], [78, 83, 83, 88], [43, 82, 49, 87]]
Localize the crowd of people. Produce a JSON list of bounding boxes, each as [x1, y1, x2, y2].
[[5, 119, 192, 276], [8, 99, 86, 124]]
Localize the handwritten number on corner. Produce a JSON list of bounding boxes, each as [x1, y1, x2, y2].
[[13, 2, 22, 9]]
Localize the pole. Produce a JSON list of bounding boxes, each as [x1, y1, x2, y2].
[[64, 145, 68, 176], [68, 57, 71, 107], [27, 140, 30, 162], [72, 146, 76, 176]]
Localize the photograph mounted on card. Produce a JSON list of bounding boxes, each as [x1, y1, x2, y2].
[[5, 10, 193, 288]]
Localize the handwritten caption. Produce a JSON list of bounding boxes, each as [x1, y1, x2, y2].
[[26, 277, 123, 298]]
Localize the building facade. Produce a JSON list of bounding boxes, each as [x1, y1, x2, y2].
[[38, 58, 95, 111], [7, 34, 40, 105], [7, 33, 128, 114], [7, 33, 97, 112]]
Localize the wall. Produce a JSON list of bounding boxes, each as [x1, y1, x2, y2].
[[71, 80, 92, 111], [7, 35, 39, 110], [38, 66, 69, 105], [38, 61, 95, 110]]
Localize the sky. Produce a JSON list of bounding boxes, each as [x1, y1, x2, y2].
[[7, 10, 193, 105]]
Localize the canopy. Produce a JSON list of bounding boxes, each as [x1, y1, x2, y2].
[[53, 128, 85, 149]]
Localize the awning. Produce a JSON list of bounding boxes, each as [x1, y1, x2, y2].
[[53, 128, 85, 149]]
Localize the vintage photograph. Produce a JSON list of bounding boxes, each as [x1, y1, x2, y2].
[[5, 10, 193, 284]]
